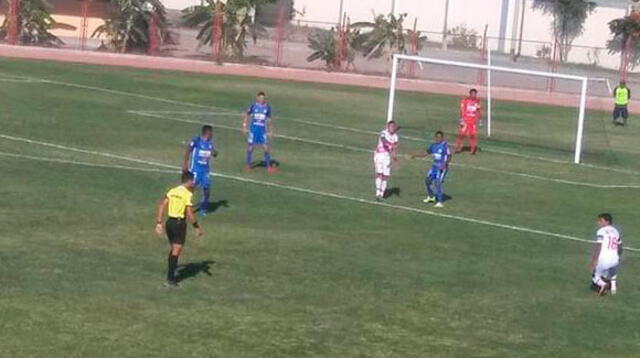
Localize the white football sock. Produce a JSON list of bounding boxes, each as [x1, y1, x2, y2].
[[375, 177, 382, 196], [381, 179, 388, 195]]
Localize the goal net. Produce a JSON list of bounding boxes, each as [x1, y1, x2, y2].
[[385, 53, 613, 165]]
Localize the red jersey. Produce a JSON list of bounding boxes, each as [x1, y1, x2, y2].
[[460, 97, 481, 123]]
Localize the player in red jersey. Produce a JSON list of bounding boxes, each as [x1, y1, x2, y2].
[[455, 89, 481, 155]]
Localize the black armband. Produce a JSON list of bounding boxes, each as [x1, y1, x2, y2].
[[192, 221, 200, 229]]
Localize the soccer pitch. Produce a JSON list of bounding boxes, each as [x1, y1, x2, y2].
[[1, 58, 640, 357]]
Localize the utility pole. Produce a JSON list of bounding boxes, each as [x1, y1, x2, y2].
[[338, 0, 344, 27], [391, 0, 396, 14], [442, 0, 450, 50]]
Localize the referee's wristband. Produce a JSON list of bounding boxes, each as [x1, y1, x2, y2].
[[192, 221, 200, 229]]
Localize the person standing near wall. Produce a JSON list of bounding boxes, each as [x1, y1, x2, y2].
[[613, 81, 631, 126]]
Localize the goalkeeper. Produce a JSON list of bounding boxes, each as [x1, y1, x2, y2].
[[455, 89, 481, 155]]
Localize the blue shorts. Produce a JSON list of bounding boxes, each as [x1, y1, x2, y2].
[[193, 169, 211, 189], [248, 129, 268, 145], [427, 166, 448, 183]]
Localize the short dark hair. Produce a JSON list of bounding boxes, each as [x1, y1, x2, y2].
[[387, 120, 396, 125], [435, 130, 444, 137], [181, 171, 194, 183], [257, 91, 266, 97], [201, 125, 212, 134], [469, 88, 478, 94], [598, 213, 613, 224]]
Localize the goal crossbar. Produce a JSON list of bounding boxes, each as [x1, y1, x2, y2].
[[386, 54, 589, 164]]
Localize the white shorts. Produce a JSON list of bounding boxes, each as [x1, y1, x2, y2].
[[594, 258, 619, 280], [374, 152, 391, 177]]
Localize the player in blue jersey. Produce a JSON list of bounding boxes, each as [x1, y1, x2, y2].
[[411, 131, 451, 208], [243, 92, 276, 173], [182, 125, 217, 214]]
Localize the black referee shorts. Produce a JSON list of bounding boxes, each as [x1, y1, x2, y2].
[[166, 218, 187, 245]]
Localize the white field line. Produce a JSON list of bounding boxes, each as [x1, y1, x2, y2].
[[128, 111, 640, 189], [128, 110, 371, 153], [3, 71, 639, 175], [136, 109, 640, 176], [1, 133, 637, 254], [0, 151, 177, 174]]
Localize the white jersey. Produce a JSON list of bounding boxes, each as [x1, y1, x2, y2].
[[375, 129, 399, 154], [596, 225, 621, 265]]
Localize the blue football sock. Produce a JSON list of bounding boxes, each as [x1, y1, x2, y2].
[[425, 177, 434, 197], [246, 149, 253, 166], [264, 151, 271, 167], [201, 187, 210, 212], [436, 180, 444, 203]]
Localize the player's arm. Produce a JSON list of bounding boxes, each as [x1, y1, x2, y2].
[[267, 106, 274, 138], [618, 239, 624, 257], [155, 197, 168, 235], [410, 148, 430, 159], [186, 205, 204, 237], [242, 107, 251, 135], [443, 145, 452, 168], [459, 100, 464, 119]]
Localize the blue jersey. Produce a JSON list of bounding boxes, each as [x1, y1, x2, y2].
[[428, 141, 450, 169], [247, 102, 272, 132], [188, 136, 215, 172]]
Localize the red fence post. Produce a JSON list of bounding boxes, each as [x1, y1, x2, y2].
[[7, 0, 20, 45], [148, 10, 160, 55], [79, 0, 90, 50], [273, 2, 287, 66]]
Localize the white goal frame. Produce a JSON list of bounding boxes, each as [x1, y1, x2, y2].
[[386, 53, 589, 164]]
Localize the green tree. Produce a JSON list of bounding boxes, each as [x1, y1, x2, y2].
[[532, 0, 596, 63], [92, 0, 174, 53], [0, 0, 67, 46], [181, 0, 276, 60], [607, 12, 640, 67], [351, 13, 407, 60], [306, 26, 358, 70]]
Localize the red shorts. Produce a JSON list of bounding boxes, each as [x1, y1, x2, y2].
[[458, 121, 477, 136]]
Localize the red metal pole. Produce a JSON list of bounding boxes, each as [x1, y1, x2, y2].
[[7, 0, 20, 45], [273, 2, 287, 66], [79, 0, 90, 50], [148, 10, 160, 55]]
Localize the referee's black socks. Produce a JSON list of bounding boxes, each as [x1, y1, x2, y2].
[[167, 253, 179, 282]]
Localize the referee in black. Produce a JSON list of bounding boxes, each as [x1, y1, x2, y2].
[[155, 171, 204, 287]]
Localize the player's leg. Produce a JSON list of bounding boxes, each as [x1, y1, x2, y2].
[[245, 140, 255, 171], [434, 170, 446, 207], [593, 262, 612, 295], [613, 107, 622, 125], [455, 123, 466, 153], [423, 169, 436, 203], [622, 107, 629, 126], [263, 141, 276, 173], [469, 124, 478, 155], [374, 154, 383, 199], [200, 174, 211, 214], [608, 266, 618, 294], [165, 219, 186, 287]]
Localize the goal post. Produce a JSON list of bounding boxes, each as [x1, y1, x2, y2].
[[386, 54, 589, 164]]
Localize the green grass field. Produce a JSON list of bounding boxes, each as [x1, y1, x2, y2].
[[1, 58, 640, 358]]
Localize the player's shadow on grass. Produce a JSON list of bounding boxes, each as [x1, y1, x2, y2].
[[197, 200, 230, 214], [384, 187, 401, 198], [248, 160, 280, 169], [175, 260, 215, 283]]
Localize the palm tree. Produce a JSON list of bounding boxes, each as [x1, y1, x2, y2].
[[608, 11, 640, 77], [351, 13, 407, 60], [0, 0, 68, 46], [92, 0, 173, 53], [181, 0, 276, 60], [532, 0, 596, 63]]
